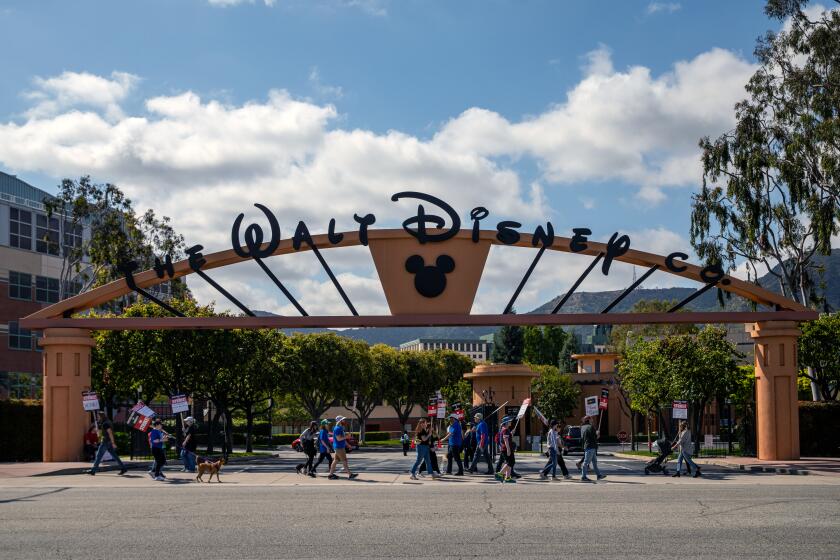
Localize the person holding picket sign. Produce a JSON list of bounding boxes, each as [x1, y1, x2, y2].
[[468, 413, 494, 475], [88, 411, 127, 476], [496, 416, 515, 483]]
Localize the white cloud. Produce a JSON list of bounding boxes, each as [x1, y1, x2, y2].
[[433, 46, 755, 204], [646, 2, 681, 15], [309, 67, 344, 99], [24, 71, 139, 121], [0, 45, 750, 313]]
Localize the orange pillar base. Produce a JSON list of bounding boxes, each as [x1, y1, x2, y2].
[[40, 328, 95, 462], [747, 321, 801, 461]]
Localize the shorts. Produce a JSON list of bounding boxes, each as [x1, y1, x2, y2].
[[335, 448, 347, 461], [502, 452, 514, 467]]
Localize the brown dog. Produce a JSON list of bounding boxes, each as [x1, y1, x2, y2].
[[195, 459, 225, 483]]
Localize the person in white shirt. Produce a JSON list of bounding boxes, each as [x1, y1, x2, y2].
[[672, 421, 702, 478]]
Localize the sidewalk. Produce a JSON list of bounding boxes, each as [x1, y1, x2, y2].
[[614, 452, 840, 477]]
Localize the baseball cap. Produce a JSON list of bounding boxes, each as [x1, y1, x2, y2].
[[474, 412, 483, 420], [448, 413, 459, 419], [335, 415, 346, 423], [500, 416, 512, 425]]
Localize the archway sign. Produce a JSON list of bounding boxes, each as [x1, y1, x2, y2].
[[22, 192, 815, 463]]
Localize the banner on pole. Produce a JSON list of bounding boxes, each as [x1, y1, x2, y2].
[[516, 397, 531, 419], [82, 391, 100, 412], [598, 388, 609, 410], [170, 394, 189, 414], [672, 400, 688, 419], [436, 400, 447, 419], [428, 397, 437, 417], [130, 400, 156, 418], [584, 396, 599, 417], [532, 405, 548, 427]]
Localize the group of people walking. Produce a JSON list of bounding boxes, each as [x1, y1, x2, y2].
[[295, 416, 358, 480]]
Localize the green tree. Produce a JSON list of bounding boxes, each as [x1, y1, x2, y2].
[[609, 300, 698, 354], [523, 326, 569, 365], [286, 333, 358, 421], [440, 379, 473, 414], [44, 176, 187, 300], [229, 329, 291, 452], [558, 334, 579, 373], [530, 364, 580, 422], [340, 340, 378, 443], [799, 313, 840, 400], [383, 351, 443, 429], [615, 337, 671, 447], [492, 325, 524, 364], [690, 1, 840, 306]]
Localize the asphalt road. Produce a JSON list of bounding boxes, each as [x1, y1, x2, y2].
[[1, 451, 839, 559]]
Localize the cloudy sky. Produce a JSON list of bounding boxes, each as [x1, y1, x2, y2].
[[0, 1, 814, 316]]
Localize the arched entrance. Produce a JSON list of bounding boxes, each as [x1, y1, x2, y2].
[[21, 192, 815, 461]]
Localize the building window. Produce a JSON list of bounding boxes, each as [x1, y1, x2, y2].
[[10, 207, 32, 250], [595, 359, 601, 374], [8, 321, 32, 350], [0, 371, 42, 399], [36, 214, 61, 255], [9, 271, 32, 300], [36, 276, 60, 304], [63, 277, 84, 297], [63, 221, 83, 253]]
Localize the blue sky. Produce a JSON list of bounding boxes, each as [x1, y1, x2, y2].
[[0, 1, 803, 314]]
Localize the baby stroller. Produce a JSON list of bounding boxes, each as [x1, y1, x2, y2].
[[644, 438, 672, 475]]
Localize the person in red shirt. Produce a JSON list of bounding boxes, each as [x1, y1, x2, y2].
[[83, 424, 99, 461]]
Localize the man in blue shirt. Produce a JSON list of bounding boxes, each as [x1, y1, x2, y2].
[[328, 416, 358, 480], [442, 414, 464, 475], [468, 412, 494, 475]]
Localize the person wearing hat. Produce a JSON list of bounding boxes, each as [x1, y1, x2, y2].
[[463, 422, 477, 467], [149, 418, 171, 481], [328, 416, 358, 480], [497, 416, 515, 483], [180, 416, 198, 473], [579, 416, 605, 482], [311, 419, 333, 476], [296, 420, 319, 476], [468, 412, 493, 475], [441, 414, 464, 475]]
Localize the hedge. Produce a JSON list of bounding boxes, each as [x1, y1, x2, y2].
[[351, 431, 391, 442], [799, 401, 840, 457], [0, 400, 42, 461]]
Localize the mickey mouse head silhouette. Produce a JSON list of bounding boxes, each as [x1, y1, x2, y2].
[[405, 254, 455, 298]]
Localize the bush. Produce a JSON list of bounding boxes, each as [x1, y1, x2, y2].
[[231, 419, 271, 437], [271, 434, 299, 445], [799, 401, 840, 456], [0, 400, 42, 461]]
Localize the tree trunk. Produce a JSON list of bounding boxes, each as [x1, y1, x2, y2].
[[646, 414, 652, 451], [631, 411, 637, 451], [224, 410, 234, 459], [207, 407, 222, 454], [245, 407, 254, 453]]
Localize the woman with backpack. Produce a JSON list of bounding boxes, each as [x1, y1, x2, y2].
[[296, 420, 318, 476]]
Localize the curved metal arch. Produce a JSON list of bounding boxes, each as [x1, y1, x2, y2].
[[22, 228, 809, 325]]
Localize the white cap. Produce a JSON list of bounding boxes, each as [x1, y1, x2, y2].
[[335, 415, 347, 423]]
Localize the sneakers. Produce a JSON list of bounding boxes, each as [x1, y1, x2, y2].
[[87, 470, 95, 476], [495, 472, 504, 480], [154, 475, 165, 481], [539, 473, 548, 480], [410, 474, 418, 480], [581, 476, 592, 482], [431, 473, 442, 479], [328, 474, 339, 480], [308, 472, 316, 478], [672, 472, 681, 478], [564, 475, 572, 480], [693, 469, 702, 478], [118, 468, 127, 475], [504, 477, 516, 483], [596, 474, 607, 480], [349, 473, 358, 479], [295, 466, 303, 475]]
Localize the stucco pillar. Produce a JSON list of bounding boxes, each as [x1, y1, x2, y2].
[[40, 328, 96, 462], [747, 321, 800, 461]]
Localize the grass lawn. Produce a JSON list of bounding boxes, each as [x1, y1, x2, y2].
[[617, 450, 659, 458], [359, 440, 402, 447]]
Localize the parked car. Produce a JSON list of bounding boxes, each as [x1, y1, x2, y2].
[[561, 425, 583, 454], [292, 434, 358, 453]]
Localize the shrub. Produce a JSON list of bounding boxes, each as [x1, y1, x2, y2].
[[0, 400, 42, 461], [271, 434, 299, 445], [799, 401, 840, 457]]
